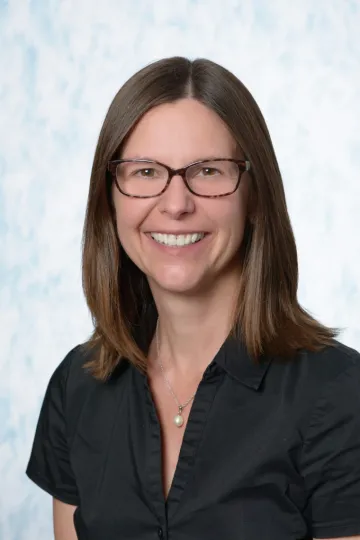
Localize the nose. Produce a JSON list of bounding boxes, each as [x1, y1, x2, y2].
[[158, 174, 195, 219]]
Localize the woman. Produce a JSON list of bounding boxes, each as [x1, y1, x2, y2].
[[26, 57, 360, 540]]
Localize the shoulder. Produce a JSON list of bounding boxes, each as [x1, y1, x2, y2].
[[304, 339, 360, 413], [271, 338, 360, 388], [266, 339, 360, 432], [52, 342, 131, 389], [294, 341, 360, 441], [49, 343, 96, 397], [297, 339, 360, 386], [50, 343, 131, 430], [305, 338, 359, 365], [304, 339, 360, 408]]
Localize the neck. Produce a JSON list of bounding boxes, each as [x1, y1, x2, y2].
[[149, 273, 240, 378]]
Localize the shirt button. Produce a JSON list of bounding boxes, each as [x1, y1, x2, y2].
[[158, 528, 163, 538]]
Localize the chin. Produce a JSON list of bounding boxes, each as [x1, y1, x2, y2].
[[149, 269, 209, 296]]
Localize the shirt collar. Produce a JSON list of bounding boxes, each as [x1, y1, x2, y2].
[[214, 336, 272, 390]]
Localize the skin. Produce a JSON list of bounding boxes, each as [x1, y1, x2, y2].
[[114, 98, 249, 297], [113, 98, 252, 378], [53, 499, 77, 540]]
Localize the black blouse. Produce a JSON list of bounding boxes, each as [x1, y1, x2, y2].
[[26, 338, 360, 540]]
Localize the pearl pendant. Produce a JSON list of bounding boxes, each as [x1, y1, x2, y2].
[[174, 414, 184, 427]]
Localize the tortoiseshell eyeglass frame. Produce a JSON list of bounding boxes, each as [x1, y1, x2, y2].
[[107, 158, 251, 199]]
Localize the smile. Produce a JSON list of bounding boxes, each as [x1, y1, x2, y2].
[[149, 232, 206, 247]]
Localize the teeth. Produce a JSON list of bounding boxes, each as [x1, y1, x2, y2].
[[150, 233, 205, 247]]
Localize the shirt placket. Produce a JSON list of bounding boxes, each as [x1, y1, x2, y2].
[[143, 365, 225, 533]]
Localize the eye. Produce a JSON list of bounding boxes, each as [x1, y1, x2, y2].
[[134, 168, 157, 178], [200, 167, 220, 176]]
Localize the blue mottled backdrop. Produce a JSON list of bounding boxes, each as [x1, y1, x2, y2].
[[1, 0, 359, 538]]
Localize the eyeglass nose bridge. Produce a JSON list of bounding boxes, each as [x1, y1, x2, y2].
[[162, 164, 194, 193]]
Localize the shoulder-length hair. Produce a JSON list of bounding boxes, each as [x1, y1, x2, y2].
[[81, 56, 337, 380]]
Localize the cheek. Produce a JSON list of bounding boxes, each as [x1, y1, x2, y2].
[[214, 193, 249, 256], [113, 197, 136, 243], [213, 193, 248, 235], [112, 196, 152, 251]]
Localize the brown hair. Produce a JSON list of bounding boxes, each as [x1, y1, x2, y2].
[[81, 56, 338, 380]]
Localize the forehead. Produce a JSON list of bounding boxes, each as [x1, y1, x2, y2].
[[121, 98, 238, 164]]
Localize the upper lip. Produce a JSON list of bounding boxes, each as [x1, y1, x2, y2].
[[146, 231, 207, 235]]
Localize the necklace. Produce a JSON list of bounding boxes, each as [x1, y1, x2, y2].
[[155, 320, 197, 428]]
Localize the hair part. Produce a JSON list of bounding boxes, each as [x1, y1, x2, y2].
[[81, 56, 338, 381]]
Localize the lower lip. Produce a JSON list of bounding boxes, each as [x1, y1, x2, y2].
[[146, 234, 210, 254]]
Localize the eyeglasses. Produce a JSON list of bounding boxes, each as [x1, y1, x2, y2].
[[107, 158, 251, 198]]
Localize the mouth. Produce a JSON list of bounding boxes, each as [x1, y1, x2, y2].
[[148, 232, 207, 247]]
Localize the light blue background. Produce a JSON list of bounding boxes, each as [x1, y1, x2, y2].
[[1, 1, 359, 538]]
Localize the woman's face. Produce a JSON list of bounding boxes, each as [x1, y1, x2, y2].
[[112, 98, 251, 296]]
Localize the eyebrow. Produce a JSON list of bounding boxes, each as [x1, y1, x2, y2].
[[120, 155, 239, 164]]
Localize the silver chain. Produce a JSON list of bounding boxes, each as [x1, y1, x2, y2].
[[155, 320, 196, 411]]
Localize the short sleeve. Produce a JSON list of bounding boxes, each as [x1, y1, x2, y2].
[[26, 350, 80, 506], [300, 359, 360, 539]]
